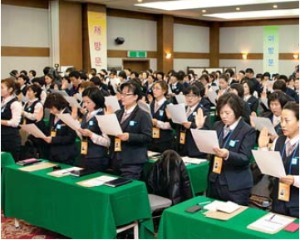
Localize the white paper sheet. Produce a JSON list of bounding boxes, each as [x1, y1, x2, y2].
[[48, 167, 82, 177], [64, 96, 81, 108], [207, 89, 218, 105], [175, 94, 186, 105], [77, 175, 117, 187], [56, 113, 82, 139], [105, 96, 121, 112], [191, 129, 219, 154], [137, 100, 152, 118], [20, 124, 46, 138], [96, 114, 123, 136], [50, 89, 69, 97], [181, 156, 207, 165], [251, 150, 286, 178], [252, 117, 277, 136], [166, 103, 187, 124], [260, 98, 269, 109]]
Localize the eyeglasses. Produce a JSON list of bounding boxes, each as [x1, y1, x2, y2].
[[185, 94, 198, 98], [120, 92, 134, 97]]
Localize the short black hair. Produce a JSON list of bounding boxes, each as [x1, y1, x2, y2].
[[267, 91, 289, 108], [43, 66, 51, 75], [69, 71, 81, 79], [245, 68, 254, 74], [18, 74, 30, 84], [273, 80, 287, 92], [90, 76, 101, 86], [225, 68, 235, 77], [29, 70, 36, 77], [26, 84, 42, 100], [242, 78, 255, 95], [120, 80, 143, 100], [190, 81, 205, 97], [82, 86, 105, 109], [283, 102, 299, 121], [118, 70, 127, 79], [31, 77, 45, 86], [216, 93, 244, 119], [44, 93, 69, 110], [9, 70, 18, 78], [230, 83, 244, 98], [20, 70, 28, 76]]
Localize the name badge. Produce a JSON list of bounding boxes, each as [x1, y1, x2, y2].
[[193, 112, 196, 116], [81, 141, 88, 155], [50, 130, 56, 137], [159, 110, 164, 117], [278, 182, 290, 202], [291, 157, 298, 165], [179, 131, 186, 144], [28, 108, 32, 111], [89, 121, 94, 126], [229, 140, 236, 147], [114, 137, 122, 152], [213, 156, 223, 174], [129, 121, 135, 126], [152, 127, 160, 139], [56, 124, 61, 130]]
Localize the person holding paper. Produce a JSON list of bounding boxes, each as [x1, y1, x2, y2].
[[149, 81, 174, 153], [77, 86, 110, 172], [1, 78, 22, 162], [258, 102, 299, 217], [207, 93, 256, 206], [171, 85, 211, 158], [42, 93, 78, 165], [110, 81, 152, 180]]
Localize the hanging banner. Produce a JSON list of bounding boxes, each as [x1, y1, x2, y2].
[[87, 10, 107, 71], [263, 26, 279, 74]]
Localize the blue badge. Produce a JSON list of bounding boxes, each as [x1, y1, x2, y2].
[[193, 112, 196, 116], [56, 124, 61, 130], [89, 121, 94, 126], [28, 108, 31, 111], [129, 121, 135, 126], [1, 108, 5, 113], [229, 140, 236, 147], [159, 110, 164, 117], [291, 157, 298, 165]]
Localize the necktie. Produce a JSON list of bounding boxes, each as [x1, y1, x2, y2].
[[186, 108, 192, 117], [121, 112, 129, 123], [285, 140, 295, 156], [223, 125, 231, 139], [154, 102, 159, 113]]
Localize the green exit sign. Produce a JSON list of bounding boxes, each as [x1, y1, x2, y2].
[[127, 51, 147, 58]]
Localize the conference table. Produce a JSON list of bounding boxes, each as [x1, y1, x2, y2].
[[144, 159, 210, 196], [2, 161, 154, 239], [158, 196, 299, 239], [1, 152, 15, 168]]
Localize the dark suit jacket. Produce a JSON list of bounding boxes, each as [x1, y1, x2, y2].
[[246, 95, 259, 113], [209, 119, 256, 191], [110, 105, 152, 164], [260, 111, 283, 135]]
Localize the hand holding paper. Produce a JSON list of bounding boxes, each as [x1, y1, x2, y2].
[[166, 103, 187, 124], [56, 113, 82, 139], [252, 117, 277, 136], [191, 129, 219, 154], [105, 96, 121, 112], [21, 124, 46, 138], [96, 114, 123, 136]]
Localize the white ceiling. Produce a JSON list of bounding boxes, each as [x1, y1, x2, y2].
[[67, 0, 299, 21]]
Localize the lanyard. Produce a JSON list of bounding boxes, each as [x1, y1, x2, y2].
[[218, 129, 234, 148], [281, 142, 299, 174]]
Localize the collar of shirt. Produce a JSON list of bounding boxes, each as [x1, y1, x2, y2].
[[2, 95, 15, 105], [187, 104, 198, 114], [155, 97, 167, 108], [244, 95, 251, 101], [88, 108, 102, 119], [28, 98, 38, 103], [285, 134, 299, 146], [227, 117, 241, 131], [273, 115, 281, 125], [124, 104, 137, 115]]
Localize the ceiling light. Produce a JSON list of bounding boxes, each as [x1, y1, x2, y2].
[[135, 0, 298, 11], [273, 4, 278, 8], [137, 0, 143, 3], [236, 7, 240, 11], [202, 9, 207, 13], [203, 9, 299, 19]]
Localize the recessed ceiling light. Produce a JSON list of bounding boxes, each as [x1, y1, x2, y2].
[[273, 4, 278, 8], [135, 0, 298, 11], [202, 9, 207, 13], [204, 8, 298, 19], [137, 0, 143, 3], [236, 7, 240, 11]]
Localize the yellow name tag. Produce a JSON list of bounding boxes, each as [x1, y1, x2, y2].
[[152, 127, 160, 139], [212, 156, 223, 174], [179, 131, 186, 144], [81, 141, 88, 155], [50, 130, 56, 137], [278, 182, 290, 202], [23, 118, 27, 125], [115, 137, 122, 152]]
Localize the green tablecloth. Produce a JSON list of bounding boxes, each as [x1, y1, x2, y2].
[[2, 162, 154, 239], [158, 196, 299, 239], [1, 152, 15, 167], [144, 160, 209, 196]]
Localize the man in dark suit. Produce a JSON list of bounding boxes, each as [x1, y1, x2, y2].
[[110, 81, 152, 180], [207, 93, 256, 206]]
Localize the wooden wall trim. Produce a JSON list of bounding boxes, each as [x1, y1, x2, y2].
[[108, 50, 157, 58], [107, 8, 158, 21], [220, 53, 296, 60], [173, 52, 210, 59], [220, 18, 298, 27], [174, 17, 210, 27], [1, 0, 48, 9], [1, 46, 50, 57]]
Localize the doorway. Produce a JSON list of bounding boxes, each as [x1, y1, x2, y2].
[[123, 59, 150, 72]]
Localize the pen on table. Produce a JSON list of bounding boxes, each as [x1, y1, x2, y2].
[[269, 214, 276, 221], [198, 201, 211, 205]]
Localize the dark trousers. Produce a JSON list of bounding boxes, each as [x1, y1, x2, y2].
[[208, 180, 251, 206], [79, 157, 109, 172], [272, 199, 299, 218], [112, 157, 144, 180], [1, 134, 21, 162]]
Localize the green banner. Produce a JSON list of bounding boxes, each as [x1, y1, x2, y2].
[[263, 26, 279, 74]]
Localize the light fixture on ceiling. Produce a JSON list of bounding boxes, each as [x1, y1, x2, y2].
[[137, 0, 143, 3], [293, 53, 299, 60], [203, 8, 298, 19], [273, 4, 278, 8], [202, 9, 207, 13], [242, 52, 248, 60], [165, 52, 172, 59], [236, 7, 240, 11], [135, 0, 298, 11]]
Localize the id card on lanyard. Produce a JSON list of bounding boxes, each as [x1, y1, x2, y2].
[[115, 137, 122, 152]]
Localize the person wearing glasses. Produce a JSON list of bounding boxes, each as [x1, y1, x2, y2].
[[171, 85, 211, 158], [258, 102, 299, 217], [149, 80, 174, 153], [110, 80, 152, 180]]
